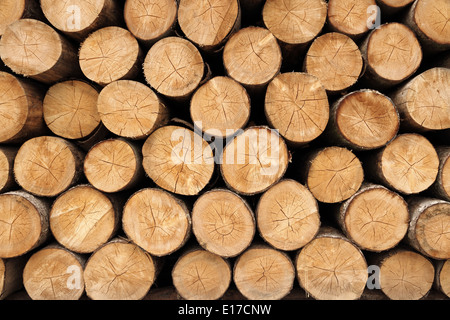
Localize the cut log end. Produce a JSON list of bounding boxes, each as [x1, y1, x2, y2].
[[265, 72, 329, 146], [412, 0, 450, 48], [437, 260, 450, 298], [0, 0, 26, 37], [0, 147, 17, 193]]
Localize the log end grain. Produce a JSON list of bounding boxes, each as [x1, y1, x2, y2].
[[0, 0, 26, 37], [437, 260, 450, 298], [412, 0, 450, 47]]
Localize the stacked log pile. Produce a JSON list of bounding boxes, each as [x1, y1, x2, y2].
[[0, 0, 449, 301]]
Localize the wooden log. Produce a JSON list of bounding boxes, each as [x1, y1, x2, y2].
[[365, 133, 439, 195], [390, 67, 450, 132], [43, 80, 101, 141], [22, 244, 85, 300], [369, 248, 435, 300], [0, 19, 81, 84], [143, 36, 205, 101], [0, 72, 46, 144], [325, 89, 400, 151], [220, 126, 289, 196], [40, 0, 121, 42], [223, 26, 282, 93], [295, 227, 368, 300], [178, 0, 241, 52], [233, 244, 295, 300], [0, 256, 27, 300], [84, 138, 144, 194], [336, 183, 410, 252], [404, 0, 450, 53], [0, 146, 18, 193], [14, 136, 84, 197], [406, 197, 450, 260], [375, 0, 415, 15], [435, 259, 450, 298], [84, 238, 158, 300], [191, 189, 255, 258], [359, 22, 423, 89], [142, 125, 215, 196], [256, 179, 320, 251], [122, 188, 191, 257], [97, 80, 169, 140], [50, 185, 120, 254], [172, 247, 231, 300], [124, 0, 178, 47], [304, 32, 363, 94], [190, 76, 251, 139], [431, 147, 450, 202], [264, 72, 329, 147], [79, 26, 143, 87], [0, 0, 44, 37], [0, 191, 50, 259]]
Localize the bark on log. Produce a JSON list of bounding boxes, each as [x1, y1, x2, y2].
[[0, 256, 27, 300], [434, 259, 450, 298], [0, 146, 18, 193], [430, 147, 450, 202]]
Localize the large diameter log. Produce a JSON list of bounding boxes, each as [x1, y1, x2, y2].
[[23, 244, 85, 300], [0, 0, 43, 37], [97, 80, 169, 140], [0, 256, 27, 300], [0, 19, 81, 84], [337, 183, 409, 252], [304, 32, 363, 94], [359, 22, 423, 88], [50, 185, 120, 254], [122, 188, 191, 257], [84, 238, 157, 300], [390, 67, 450, 132], [0, 147, 18, 193], [431, 147, 450, 202], [178, 0, 241, 52], [79, 27, 143, 87], [40, 0, 121, 41], [0, 191, 50, 259], [142, 125, 215, 196], [124, 0, 178, 47], [256, 179, 320, 251], [233, 245, 295, 300], [295, 227, 368, 300], [191, 189, 255, 258], [220, 126, 289, 196], [14, 136, 84, 197], [435, 259, 450, 298], [172, 248, 231, 300], [325, 89, 400, 151], [264, 72, 329, 146], [407, 197, 450, 260]]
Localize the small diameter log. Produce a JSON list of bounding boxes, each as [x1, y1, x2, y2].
[[256, 179, 320, 251], [23, 244, 85, 300], [172, 248, 231, 300], [0, 191, 50, 259], [435, 259, 450, 298], [0, 72, 46, 144], [337, 183, 409, 252], [40, 0, 121, 42], [404, 0, 450, 53], [264, 72, 329, 146], [142, 125, 215, 196], [97, 80, 169, 140], [360, 23, 423, 89], [178, 0, 241, 52], [143, 37, 205, 101], [375, 0, 415, 15], [14, 136, 84, 197], [124, 0, 178, 46], [220, 126, 289, 196], [223, 27, 282, 92], [50, 185, 120, 254], [43, 80, 101, 140], [304, 32, 363, 94], [84, 238, 157, 300], [233, 245, 295, 300], [79, 27, 143, 87], [366, 133, 439, 195], [431, 147, 450, 201], [190, 76, 251, 139], [390, 67, 450, 132], [326, 89, 400, 151], [84, 138, 144, 193], [295, 227, 368, 300], [305, 147, 364, 204], [122, 188, 191, 257], [0, 147, 18, 193], [0, 19, 80, 84], [372, 248, 435, 300], [0, 256, 27, 300], [407, 197, 450, 260], [191, 189, 255, 258], [327, 0, 377, 39]]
